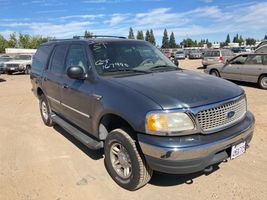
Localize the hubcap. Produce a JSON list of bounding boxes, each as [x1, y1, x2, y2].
[[110, 143, 132, 179], [41, 101, 49, 121], [261, 77, 267, 89]]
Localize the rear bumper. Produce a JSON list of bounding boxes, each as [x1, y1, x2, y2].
[[138, 111, 255, 174]]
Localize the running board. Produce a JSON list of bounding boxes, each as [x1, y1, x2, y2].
[[51, 113, 103, 150]]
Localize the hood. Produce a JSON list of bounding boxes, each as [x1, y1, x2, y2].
[[113, 70, 243, 110], [5, 60, 30, 65]]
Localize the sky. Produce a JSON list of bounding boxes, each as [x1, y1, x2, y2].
[[0, 0, 267, 45]]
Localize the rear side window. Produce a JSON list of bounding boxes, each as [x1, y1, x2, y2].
[[49, 45, 68, 74], [246, 55, 263, 65], [32, 45, 52, 72]]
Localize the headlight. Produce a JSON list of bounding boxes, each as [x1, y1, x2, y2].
[[146, 111, 195, 135]]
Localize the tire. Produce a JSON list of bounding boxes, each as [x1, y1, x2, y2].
[[258, 75, 267, 90], [39, 94, 54, 126], [6, 71, 12, 75], [203, 65, 207, 68], [210, 69, 220, 77], [104, 128, 153, 191], [25, 66, 31, 75]]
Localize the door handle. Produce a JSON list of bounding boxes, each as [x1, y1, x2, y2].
[[62, 84, 69, 89]]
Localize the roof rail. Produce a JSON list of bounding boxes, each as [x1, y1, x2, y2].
[[73, 35, 127, 39]]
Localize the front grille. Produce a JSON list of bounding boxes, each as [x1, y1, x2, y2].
[[197, 97, 247, 133], [6, 64, 19, 68]]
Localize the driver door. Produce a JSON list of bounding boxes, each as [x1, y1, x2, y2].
[[220, 54, 248, 81]]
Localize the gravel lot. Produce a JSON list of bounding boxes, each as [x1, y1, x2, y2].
[[0, 59, 266, 200]]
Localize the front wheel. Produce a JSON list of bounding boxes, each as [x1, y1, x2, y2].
[[25, 66, 31, 74], [210, 69, 220, 77], [104, 128, 153, 191], [259, 75, 267, 90]]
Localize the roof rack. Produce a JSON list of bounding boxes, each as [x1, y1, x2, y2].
[[73, 35, 126, 39]]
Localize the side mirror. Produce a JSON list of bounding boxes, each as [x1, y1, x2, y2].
[[67, 66, 86, 80]]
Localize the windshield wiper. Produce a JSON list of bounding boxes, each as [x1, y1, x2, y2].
[[148, 65, 179, 71], [118, 68, 152, 74]]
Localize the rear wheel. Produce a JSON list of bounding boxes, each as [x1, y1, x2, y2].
[[210, 69, 220, 77], [104, 128, 153, 191], [259, 75, 267, 89], [39, 94, 54, 126], [6, 71, 12, 75]]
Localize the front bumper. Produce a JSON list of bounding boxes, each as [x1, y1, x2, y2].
[[138, 111, 255, 174]]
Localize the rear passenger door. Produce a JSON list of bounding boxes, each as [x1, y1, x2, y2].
[[60, 44, 94, 132], [240, 54, 264, 82], [42, 44, 68, 113]]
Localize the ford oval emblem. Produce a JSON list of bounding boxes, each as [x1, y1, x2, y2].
[[227, 111, 235, 118]]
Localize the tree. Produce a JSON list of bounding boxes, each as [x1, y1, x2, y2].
[[137, 31, 144, 40], [233, 34, 239, 43], [169, 32, 176, 48], [84, 30, 93, 38], [246, 38, 256, 46], [161, 29, 169, 48], [225, 34, 230, 45], [8, 32, 17, 48], [264, 35, 267, 40], [181, 38, 195, 47], [149, 29, 156, 45], [128, 27, 135, 39], [145, 30, 150, 42], [238, 35, 244, 46], [18, 33, 31, 48], [0, 34, 8, 53]]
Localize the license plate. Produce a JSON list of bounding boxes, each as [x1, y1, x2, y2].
[[10, 67, 15, 70], [231, 141, 246, 159]]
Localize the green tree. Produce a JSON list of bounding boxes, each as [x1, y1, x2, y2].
[[18, 33, 31, 48], [161, 29, 169, 48], [84, 30, 93, 38], [246, 38, 256, 46], [128, 27, 135, 39], [149, 29, 156, 45], [225, 34, 230, 45], [169, 32, 176, 48], [264, 35, 267, 40], [8, 32, 17, 48], [181, 38, 195, 47], [0, 34, 8, 53], [233, 34, 239, 43], [145, 30, 150, 42], [137, 31, 144, 40], [238, 35, 244, 46]]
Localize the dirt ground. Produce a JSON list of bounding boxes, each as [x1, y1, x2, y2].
[[0, 59, 266, 200]]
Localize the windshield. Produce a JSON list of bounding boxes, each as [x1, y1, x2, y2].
[[89, 41, 177, 76], [14, 55, 32, 60], [0, 57, 11, 62]]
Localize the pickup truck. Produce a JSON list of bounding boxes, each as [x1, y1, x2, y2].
[[5, 54, 33, 75], [31, 37, 255, 190]]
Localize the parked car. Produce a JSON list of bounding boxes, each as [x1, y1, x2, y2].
[[4, 54, 33, 75], [255, 44, 267, 54], [255, 40, 267, 50], [204, 53, 267, 89], [202, 49, 235, 68], [231, 47, 246, 54], [188, 50, 202, 59], [174, 50, 185, 59], [31, 37, 254, 190], [0, 56, 12, 74]]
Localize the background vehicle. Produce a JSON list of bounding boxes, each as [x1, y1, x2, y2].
[[174, 50, 185, 59], [188, 50, 202, 59], [204, 53, 267, 89], [5, 54, 33, 75], [31, 37, 254, 190], [202, 49, 235, 68], [255, 45, 267, 54], [0, 56, 12, 74]]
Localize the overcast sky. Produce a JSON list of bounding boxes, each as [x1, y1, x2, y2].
[[0, 0, 267, 44]]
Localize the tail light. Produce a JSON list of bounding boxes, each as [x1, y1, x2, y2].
[[219, 56, 224, 62]]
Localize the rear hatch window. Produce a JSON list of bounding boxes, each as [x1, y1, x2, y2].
[[204, 51, 220, 57]]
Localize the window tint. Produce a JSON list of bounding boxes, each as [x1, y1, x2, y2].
[[204, 51, 220, 57], [231, 55, 248, 64], [255, 46, 267, 53], [246, 55, 262, 65], [50, 45, 68, 74], [32, 45, 52, 71], [65, 45, 88, 71], [262, 55, 267, 65]]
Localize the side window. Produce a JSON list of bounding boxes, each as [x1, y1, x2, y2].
[[245, 55, 262, 65], [230, 55, 248, 65], [65, 45, 88, 71], [255, 46, 267, 53], [49, 45, 68, 74], [32, 45, 52, 71]]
